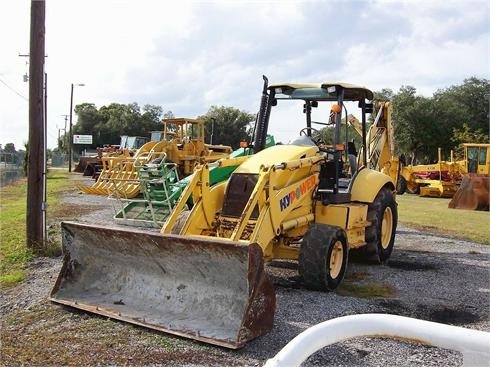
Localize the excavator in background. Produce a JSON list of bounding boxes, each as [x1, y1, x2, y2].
[[449, 143, 490, 211], [50, 77, 398, 349]]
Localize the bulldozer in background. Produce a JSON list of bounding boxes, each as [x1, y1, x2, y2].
[[79, 118, 232, 198], [449, 143, 490, 211], [50, 77, 398, 349]]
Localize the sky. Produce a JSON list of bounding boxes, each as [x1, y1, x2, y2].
[[0, 0, 489, 150]]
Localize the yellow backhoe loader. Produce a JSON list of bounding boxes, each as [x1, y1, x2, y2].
[[50, 77, 397, 349]]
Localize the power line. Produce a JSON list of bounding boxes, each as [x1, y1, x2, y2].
[[0, 76, 28, 101]]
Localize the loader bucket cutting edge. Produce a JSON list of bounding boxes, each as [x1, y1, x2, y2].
[[49, 222, 276, 349]]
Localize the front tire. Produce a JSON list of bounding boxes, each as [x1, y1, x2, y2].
[[299, 224, 348, 291], [364, 187, 397, 263]]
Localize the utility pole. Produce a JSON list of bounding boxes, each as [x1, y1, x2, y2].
[[61, 114, 69, 154], [26, 0, 45, 251], [68, 84, 74, 172], [68, 83, 84, 172]]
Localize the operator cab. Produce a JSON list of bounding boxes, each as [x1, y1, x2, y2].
[[253, 77, 374, 204], [289, 135, 318, 147]]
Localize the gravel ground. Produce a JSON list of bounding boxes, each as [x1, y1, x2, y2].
[[1, 175, 489, 366]]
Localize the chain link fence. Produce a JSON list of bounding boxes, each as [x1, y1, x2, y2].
[[0, 151, 26, 187]]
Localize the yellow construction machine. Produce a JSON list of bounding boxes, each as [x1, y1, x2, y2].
[[398, 148, 462, 198], [360, 102, 462, 198], [449, 143, 490, 211], [74, 135, 150, 177], [79, 118, 232, 198], [50, 77, 398, 348]]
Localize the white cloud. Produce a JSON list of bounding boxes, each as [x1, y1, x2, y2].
[[0, 0, 488, 150]]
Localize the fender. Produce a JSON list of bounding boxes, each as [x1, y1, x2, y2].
[[350, 167, 395, 203]]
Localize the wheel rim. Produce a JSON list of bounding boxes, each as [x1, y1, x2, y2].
[[380, 207, 393, 250], [329, 241, 344, 279]]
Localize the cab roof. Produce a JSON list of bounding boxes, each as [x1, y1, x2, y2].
[[163, 118, 203, 126], [268, 82, 373, 101]]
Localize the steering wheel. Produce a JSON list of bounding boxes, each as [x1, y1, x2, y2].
[[299, 127, 324, 146]]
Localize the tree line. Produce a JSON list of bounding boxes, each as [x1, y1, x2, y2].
[[61, 103, 255, 152], [376, 77, 489, 164], [3, 76, 483, 164]]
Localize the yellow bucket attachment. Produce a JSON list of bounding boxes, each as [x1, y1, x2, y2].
[[50, 222, 275, 349], [449, 174, 490, 211], [78, 141, 163, 198]]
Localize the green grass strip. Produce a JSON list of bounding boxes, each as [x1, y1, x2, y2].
[[0, 169, 71, 287]]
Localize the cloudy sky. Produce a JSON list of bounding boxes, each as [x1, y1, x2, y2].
[[1, 0, 488, 150]]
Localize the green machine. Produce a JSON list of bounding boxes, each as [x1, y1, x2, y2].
[[112, 135, 276, 228]]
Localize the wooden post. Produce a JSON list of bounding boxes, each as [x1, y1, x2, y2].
[[26, 0, 46, 251]]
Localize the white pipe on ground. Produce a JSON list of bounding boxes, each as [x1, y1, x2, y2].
[[264, 313, 490, 367]]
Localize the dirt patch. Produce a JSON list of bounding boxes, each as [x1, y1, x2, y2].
[[427, 306, 481, 325], [49, 202, 106, 219], [337, 281, 397, 298], [387, 260, 438, 271], [376, 299, 482, 325]]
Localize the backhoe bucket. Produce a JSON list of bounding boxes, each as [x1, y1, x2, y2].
[[448, 174, 489, 211], [50, 222, 275, 349]]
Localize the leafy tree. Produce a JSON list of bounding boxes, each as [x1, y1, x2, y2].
[[72, 103, 105, 148], [72, 102, 173, 149], [391, 86, 423, 164], [4, 143, 16, 153], [451, 123, 489, 158], [390, 86, 450, 163], [373, 78, 489, 164], [434, 77, 489, 136], [373, 88, 394, 102], [198, 106, 255, 149]]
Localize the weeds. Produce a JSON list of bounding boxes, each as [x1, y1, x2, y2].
[[337, 281, 397, 298], [0, 170, 72, 287]]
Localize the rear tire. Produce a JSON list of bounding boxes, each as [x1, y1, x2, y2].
[[299, 224, 348, 291], [364, 187, 397, 263], [396, 176, 407, 195]]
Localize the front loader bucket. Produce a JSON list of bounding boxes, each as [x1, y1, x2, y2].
[[49, 222, 275, 349], [448, 174, 489, 211]]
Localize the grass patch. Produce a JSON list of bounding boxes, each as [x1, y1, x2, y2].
[[337, 281, 397, 298], [0, 269, 26, 286], [0, 169, 74, 287], [1, 305, 238, 367], [396, 194, 490, 245]]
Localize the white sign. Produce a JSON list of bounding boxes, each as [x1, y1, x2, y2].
[[73, 135, 93, 144]]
